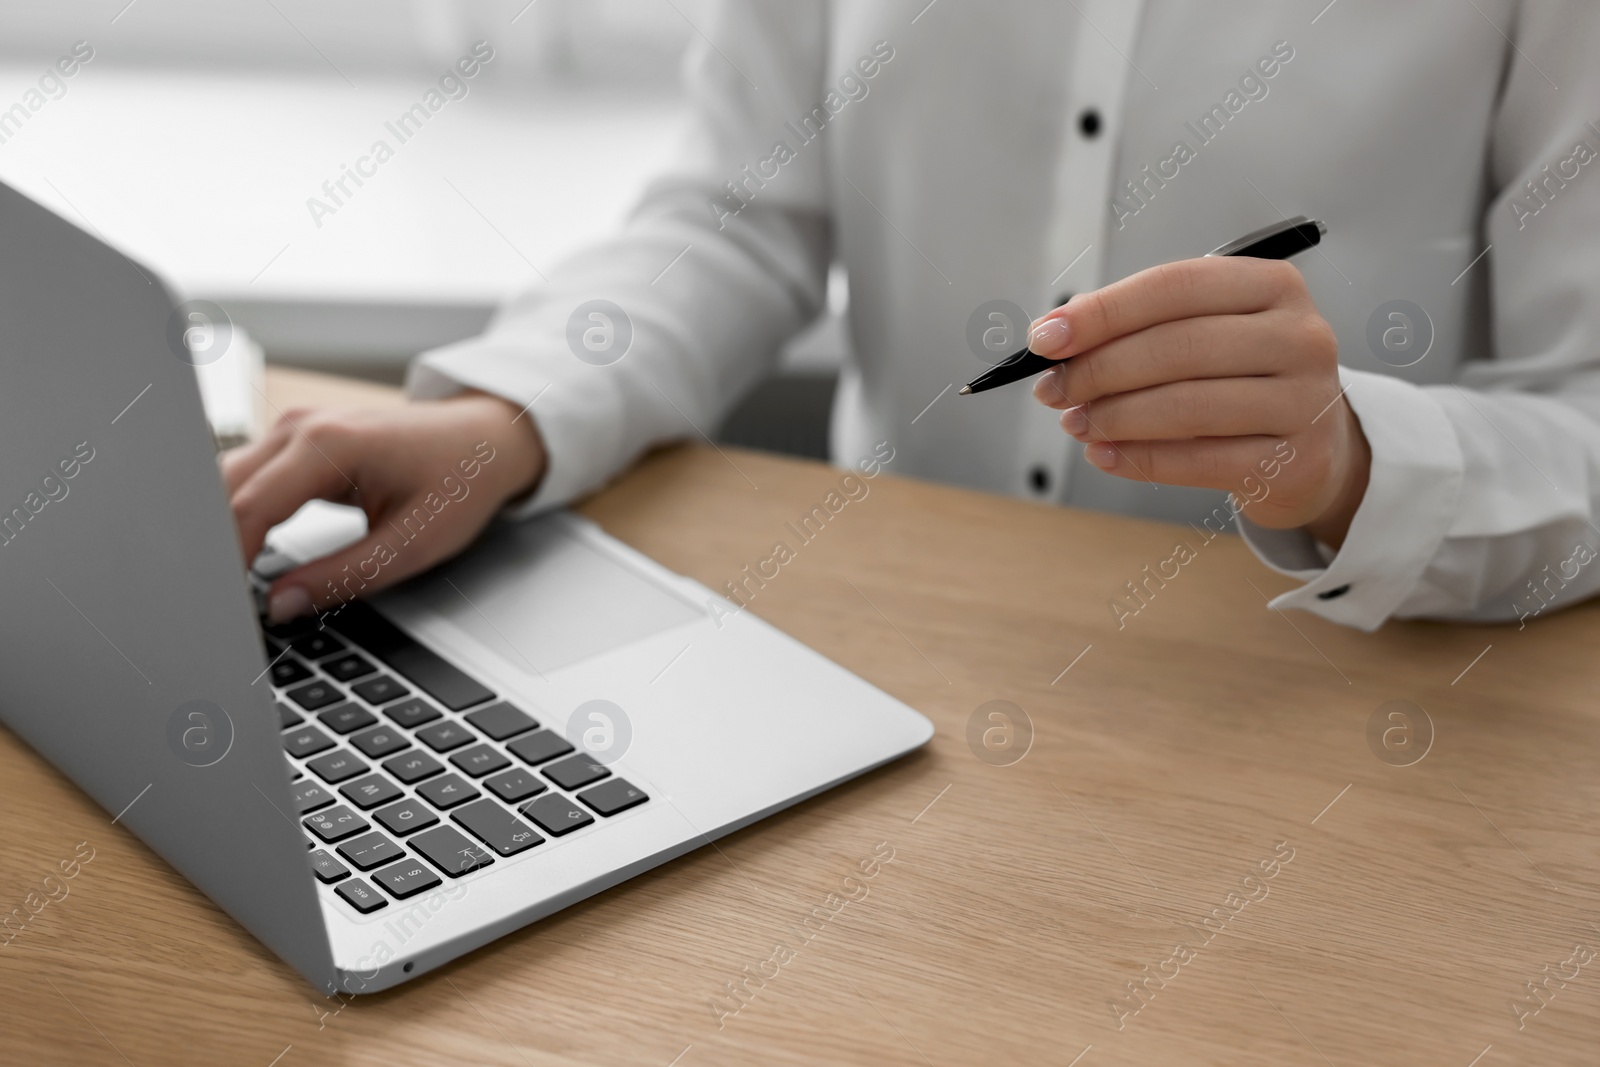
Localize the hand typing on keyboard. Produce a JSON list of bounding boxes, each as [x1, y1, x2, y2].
[[221, 393, 547, 624]]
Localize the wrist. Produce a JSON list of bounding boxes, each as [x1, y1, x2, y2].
[[454, 392, 548, 509], [1303, 405, 1370, 549]]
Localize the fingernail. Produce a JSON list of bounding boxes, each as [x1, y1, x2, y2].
[[268, 585, 312, 625], [1061, 404, 1088, 436], [1028, 316, 1072, 357], [1031, 366, 1067, 405], [1085, 442, 1117, 470]]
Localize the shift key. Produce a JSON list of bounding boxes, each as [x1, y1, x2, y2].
[[410, 825, 495, 877]]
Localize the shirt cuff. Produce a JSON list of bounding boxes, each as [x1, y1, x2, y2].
[[1237, 367, 1465, 631]]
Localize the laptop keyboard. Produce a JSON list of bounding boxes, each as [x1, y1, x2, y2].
[[259, 601, 649, 915]]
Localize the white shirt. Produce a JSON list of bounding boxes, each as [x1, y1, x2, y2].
[[409, 0, 1600, 632]]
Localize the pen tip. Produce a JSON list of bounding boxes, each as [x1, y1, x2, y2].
[[958, 385, 972, 395]]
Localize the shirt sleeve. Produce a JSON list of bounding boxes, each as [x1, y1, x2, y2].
[[1240, 3, 1600, 631], [406, 1, 834, 517]]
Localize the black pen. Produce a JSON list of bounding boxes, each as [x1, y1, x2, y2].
[[958, 216, 1327, 396]]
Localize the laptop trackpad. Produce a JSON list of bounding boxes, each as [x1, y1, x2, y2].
[[399, 516, 702, 674]]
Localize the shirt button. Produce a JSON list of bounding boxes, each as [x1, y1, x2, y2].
[[1077, 108, 1102, 138], [1029, 466, 1051, 494], [1316, 584, 1352, 601]]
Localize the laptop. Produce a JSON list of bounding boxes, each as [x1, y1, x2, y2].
[[0, 181, 933, 993]]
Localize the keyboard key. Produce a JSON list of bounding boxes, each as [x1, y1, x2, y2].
[[309, 848, 349, 883], [383, 750, 444, 784], [463, 702, 538, 741], [290, 630, 346, 660], [268, 657, 313, 687], [506, 730, 574, 767], [373, 797, 440, 836], [452, 800, 543, 857], [283, 724, 335, 758], [416, 773, 480, 810], [520, 794, 594, 837], [275, 701, 303, 729], [317, 703, 377, 735], [304, 805, 370, 843], [291, 779, 335, 814], [286, 680, 343, 711], [371, 858, 442, 900], [485, 768, 547, 804], [324, 653, 377, 682], [351, 674, 410, 705], [542, 754, 610, 792], [307, 750, 369, 784], [449, 743, 510, 779], [326, 601, 496, 711], [252, 546, 297, 581], [265, 616, 317, 641], [579, 778, 650, 817], [335, 878, 387, 913], [350, 725, 410, 760], [410, 825, 495, 877], [336, 831, 405, 871], [339, 772, 404, 810], [384, 698, 442, 729], [417, 721, 475, 753]]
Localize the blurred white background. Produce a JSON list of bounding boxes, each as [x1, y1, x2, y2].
[[0, 1, 690, 358], [0, 0, 703, 82]]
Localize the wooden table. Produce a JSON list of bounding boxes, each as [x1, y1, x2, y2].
[[4, 367, 1597, 1066]]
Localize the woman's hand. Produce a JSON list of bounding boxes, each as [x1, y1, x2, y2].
[[1029, 256, 1369, 545], [222, 392, 547, 623]]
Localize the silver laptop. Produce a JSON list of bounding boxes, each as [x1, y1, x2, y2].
[[0, 181, 933, 993]]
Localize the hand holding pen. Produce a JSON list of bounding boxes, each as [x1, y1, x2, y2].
[[963, 217, 1370, 547]]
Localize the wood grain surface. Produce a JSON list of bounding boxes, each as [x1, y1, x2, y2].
[[1, 366, 1596, 1066]]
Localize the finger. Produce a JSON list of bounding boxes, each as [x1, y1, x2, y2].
[[230, 440, 361, 566], [1083, 435, 1286, 491], [1034, 312, 1297, 409], [266, 501, 479, 621], [1063, 379, 1303, 442], [1028, 256, 1304, 359], [219, 414, 298, 494]]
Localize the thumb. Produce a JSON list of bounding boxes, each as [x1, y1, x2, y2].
[[265, 504, 457, 622]]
